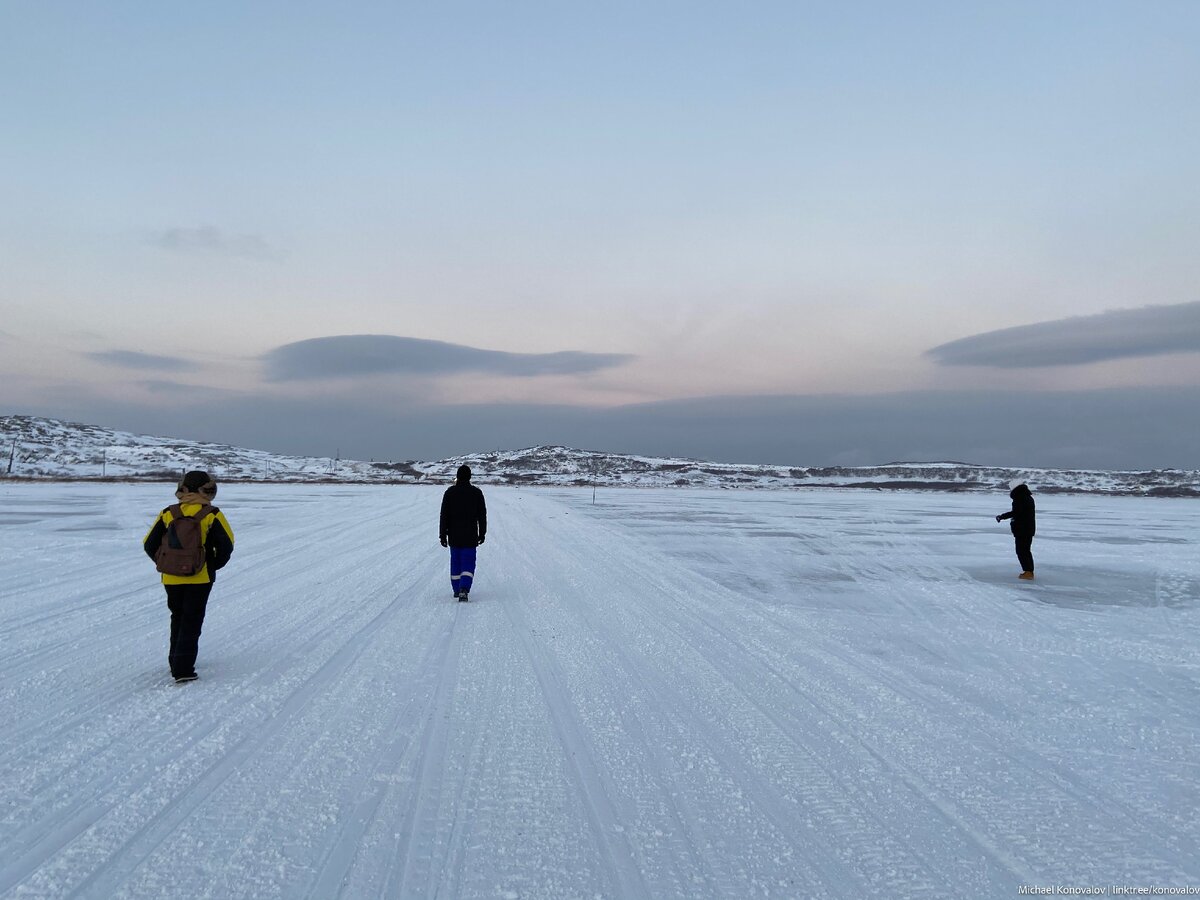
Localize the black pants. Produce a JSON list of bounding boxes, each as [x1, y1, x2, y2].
[[1013, 532, 1035, 573], [166, 582, 212, 677]]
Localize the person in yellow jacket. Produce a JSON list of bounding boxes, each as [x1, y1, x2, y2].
[[143, 471, 235, 683]]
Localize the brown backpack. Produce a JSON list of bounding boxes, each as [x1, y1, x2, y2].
[[154, 504, 212, 576]]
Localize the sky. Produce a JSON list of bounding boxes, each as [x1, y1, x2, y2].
[[2, 1, 1199, 469]]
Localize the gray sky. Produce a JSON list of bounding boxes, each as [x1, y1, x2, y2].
[[3, 2, 1198, 468]]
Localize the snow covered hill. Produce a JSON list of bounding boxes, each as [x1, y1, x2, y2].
[[2, 414, 1198, 495]]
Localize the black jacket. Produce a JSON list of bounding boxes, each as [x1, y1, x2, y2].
[[440, 482, 487, 547], [998, 484, 1035, 536]]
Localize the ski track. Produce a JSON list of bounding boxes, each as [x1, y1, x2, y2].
[[1, 482, 1198, 898]]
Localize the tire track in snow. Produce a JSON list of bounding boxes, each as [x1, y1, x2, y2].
[[0, 551, 391, 795], [416, 610, 506, 900], [513, 500, 956, 896], [296, 601, 460, 899], [114, 554, 449, 900], [377, 603, 468, 900], [9, 485, 1196, 896], [0, 500, 423, 768], [835, 508, 1199, 881], [500, 589, 653, 900], [500, 530, 838, 897], [1, 494, 408, 745], [675, 612, 1038, 890], [601, 512, 1144, 889], [504, 494, 972, 895], [3, 488, 439, 897], [843, 510, 1200, 873], [572, 490, 1198, 887], [807, 631, 1200, 882], [54, 586, 421, 900], [0, 580, 147, 644], [5, 539, 431, 899], [534, 492, 1033, 893]]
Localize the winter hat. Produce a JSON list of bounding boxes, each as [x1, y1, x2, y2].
[[177, 470, 217, 499], [1009, 480, 1032, 499], [456, 464, 472, 482]]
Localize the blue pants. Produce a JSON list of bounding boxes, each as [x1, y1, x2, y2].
[[449, 546, 477, 594]]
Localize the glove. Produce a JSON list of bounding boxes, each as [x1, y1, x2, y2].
[[995, 515, 1002, 523], [476, 535, 485, 546], [439, 536, 447, 547]]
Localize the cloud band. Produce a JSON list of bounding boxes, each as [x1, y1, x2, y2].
[[927, 301, 1200, 368], [87, 350, 198, 373], [263, 334, 634, 381]]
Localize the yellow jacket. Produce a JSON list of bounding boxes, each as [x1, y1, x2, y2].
[[143, 501, 235, 585]]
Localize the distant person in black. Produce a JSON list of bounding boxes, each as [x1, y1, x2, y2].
[[996, 481, 1036, 580], [440, 465, 487, 601]]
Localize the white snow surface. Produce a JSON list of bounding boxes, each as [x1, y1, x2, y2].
[[2, 482, 1199, 899]]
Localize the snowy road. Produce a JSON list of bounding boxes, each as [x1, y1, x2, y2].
[[2, 483, 1198, 898]]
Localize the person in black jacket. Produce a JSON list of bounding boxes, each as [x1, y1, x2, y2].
[[143, 471, 235, 682], [996, 481, 1035, 580], [440, 465, 487, 601]]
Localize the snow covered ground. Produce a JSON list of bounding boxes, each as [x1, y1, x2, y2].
[[2, 482, 1198, 899]]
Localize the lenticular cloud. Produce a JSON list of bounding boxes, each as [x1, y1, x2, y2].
[[263, 334, 634, 381], [926, 301, 1200, 368]]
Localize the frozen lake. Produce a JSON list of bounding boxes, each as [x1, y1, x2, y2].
[[1, 482, 1198, 898]]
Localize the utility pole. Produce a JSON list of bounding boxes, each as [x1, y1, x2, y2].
[[7, 439, 15, 475]]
